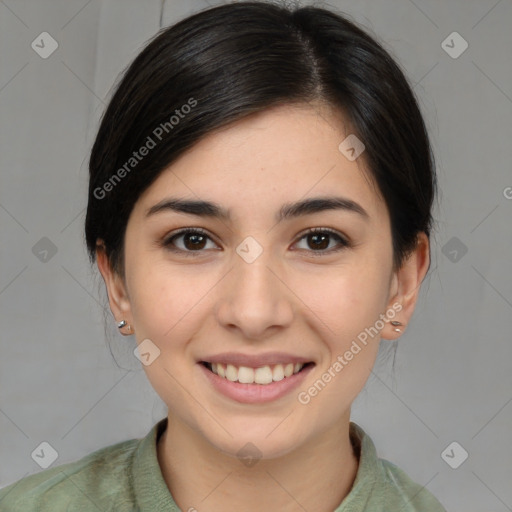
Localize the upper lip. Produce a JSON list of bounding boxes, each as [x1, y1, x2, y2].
[[199, 352, 314, 368]]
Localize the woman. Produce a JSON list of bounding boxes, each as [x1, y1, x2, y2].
[[0, 1, 447, 510]]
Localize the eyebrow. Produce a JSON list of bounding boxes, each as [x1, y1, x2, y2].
[[145, 196, 369, 223]]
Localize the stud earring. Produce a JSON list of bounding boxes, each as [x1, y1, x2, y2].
[[117, 320, 132, 333], [390, 320, 404, 333]]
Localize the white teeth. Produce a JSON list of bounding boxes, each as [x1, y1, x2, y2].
[[272, 364, 284, 381], [254, 366, 273, 384], [238, 366, 255, 384], [209, 362, 306, 385], [225, 364, 238, 382], [284, 363, 294, 377]]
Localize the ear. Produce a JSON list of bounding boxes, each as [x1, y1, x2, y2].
[[382, 232, 430, 340], [96, 241, 133, 333]]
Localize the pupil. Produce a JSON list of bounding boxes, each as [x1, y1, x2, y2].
[[186, 234, 205, 250], [310, 233, 328, 250]]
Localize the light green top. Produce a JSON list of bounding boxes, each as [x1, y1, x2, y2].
[[0, 418, 446, 511]]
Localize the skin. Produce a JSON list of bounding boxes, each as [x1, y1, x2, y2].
[[96, 102, 430, 512]]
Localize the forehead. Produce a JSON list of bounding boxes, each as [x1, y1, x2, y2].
[[133, 103, 386, 223]]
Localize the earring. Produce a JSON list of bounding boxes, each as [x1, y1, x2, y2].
[[117, 320, 132, 333], [390, 320, 404, 333]]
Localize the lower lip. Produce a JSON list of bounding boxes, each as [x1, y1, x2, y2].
[[199, 363, 315, 404]]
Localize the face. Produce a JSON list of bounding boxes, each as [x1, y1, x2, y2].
[[98, 103, 427, 459]]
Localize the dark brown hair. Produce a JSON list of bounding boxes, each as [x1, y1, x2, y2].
[[85, 1, 437, 278]]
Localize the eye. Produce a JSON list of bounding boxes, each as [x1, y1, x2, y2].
[[161, 227, 350, 257], [293, 227, 350, 255], [162, 228, 218, 255]]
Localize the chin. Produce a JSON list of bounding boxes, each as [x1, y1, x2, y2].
[[197, 417, 311, 463]]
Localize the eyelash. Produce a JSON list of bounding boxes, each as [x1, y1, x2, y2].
[[161, 227, 351, 257]]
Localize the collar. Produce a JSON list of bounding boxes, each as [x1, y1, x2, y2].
[[131, 417, 379, 511]]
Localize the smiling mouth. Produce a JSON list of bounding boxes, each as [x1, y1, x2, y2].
[[200, 361, 315, 385]]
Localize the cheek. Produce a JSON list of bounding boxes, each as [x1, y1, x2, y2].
[[127, 259, 216, 349], [125, 262, 207, 414], [293, 270, 387, 413], [299, 263, 390, 344]]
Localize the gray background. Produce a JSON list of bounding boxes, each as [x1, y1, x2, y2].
[[1, 0, 511, 510]]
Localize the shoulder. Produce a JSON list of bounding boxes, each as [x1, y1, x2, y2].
[[0, 437, 140, 512], [343, 422, 447, 512], [376, 457, 447, 511]]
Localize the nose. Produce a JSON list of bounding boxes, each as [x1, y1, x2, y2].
[[214, 248, 294, 340]]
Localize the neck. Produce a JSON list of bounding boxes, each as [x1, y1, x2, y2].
[[157, 413, 359, 512]]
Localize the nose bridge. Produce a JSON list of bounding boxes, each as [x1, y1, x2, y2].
[[238, 248, 278, 298], [234, 240, 282, 307], [216, 239, 293, 337]]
